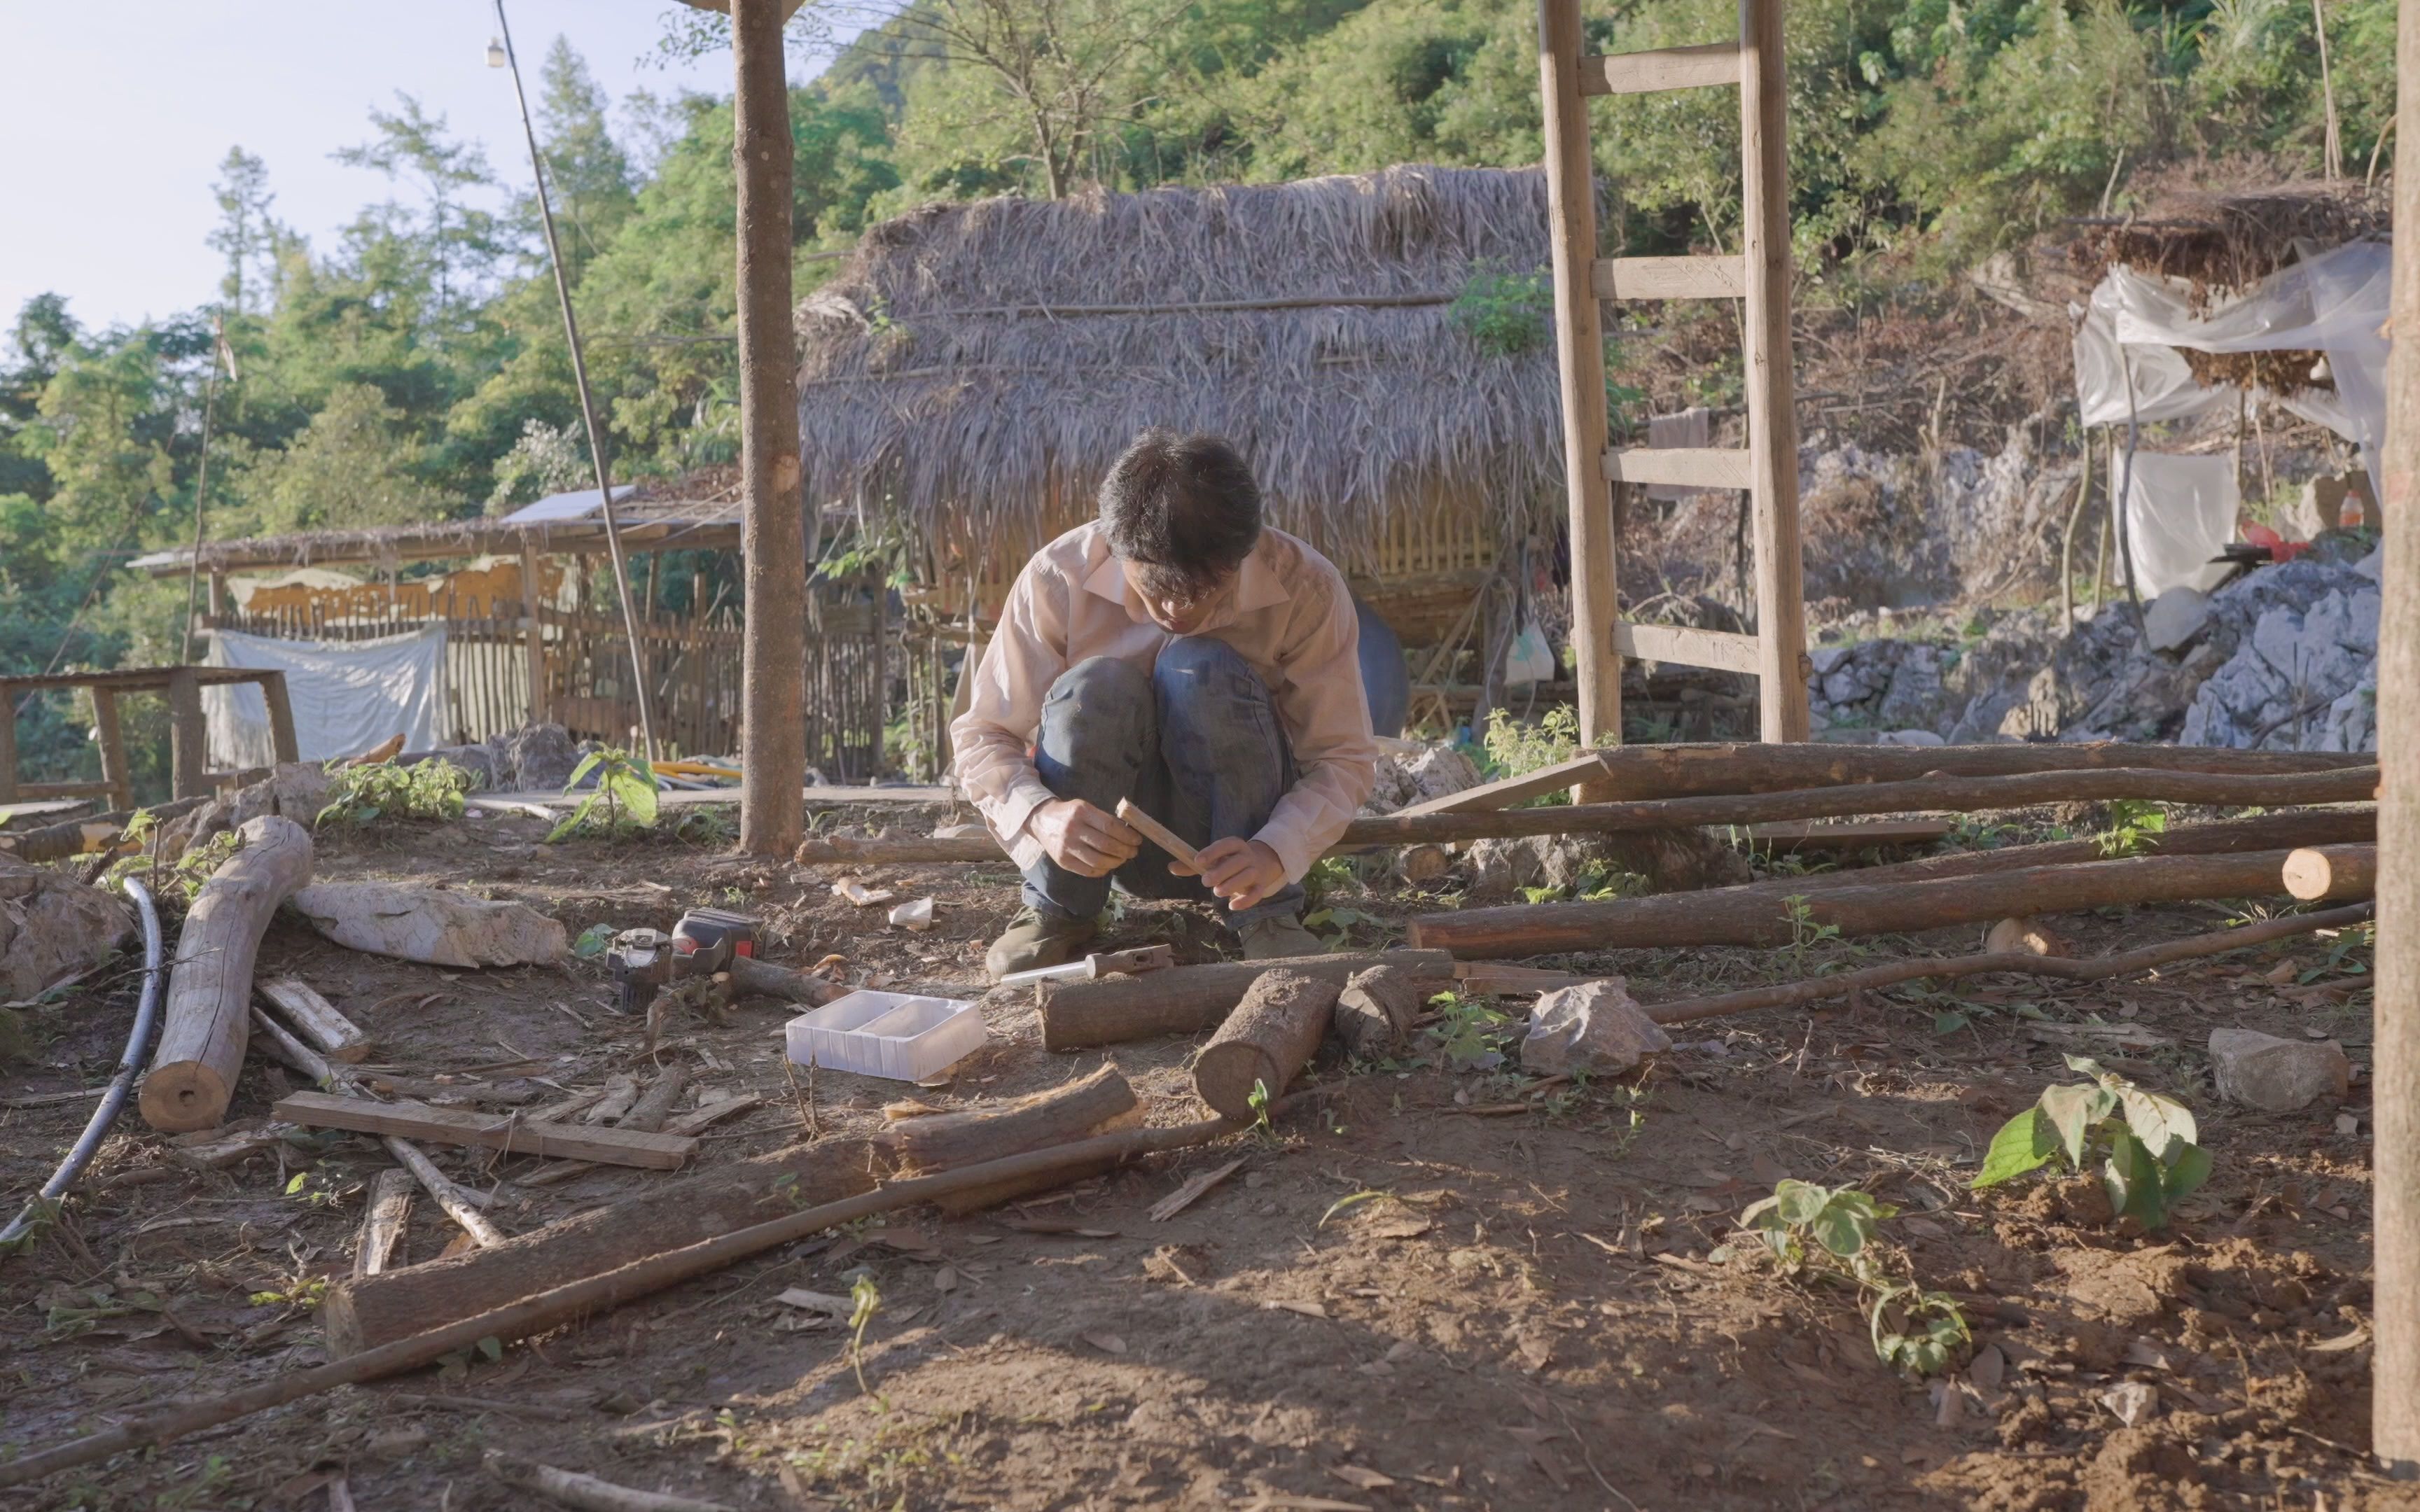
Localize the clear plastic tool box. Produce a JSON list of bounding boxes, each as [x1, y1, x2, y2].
[[783, 991, 988, 1082]]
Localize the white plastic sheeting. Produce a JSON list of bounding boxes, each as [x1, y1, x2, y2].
[[202, 625, 449, 769], [2073, 241, 2390, 479], [2120, 452, 2241, 600]]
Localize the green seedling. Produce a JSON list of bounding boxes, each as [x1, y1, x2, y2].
[[1738, 1179, 1893, 1275], [316, 757, 471, 828], [548, 746, 660, 841], [1425, 989, 1512, 1070], [1972, 1054, 2211, 1230], [1727, 1179, 1968, 1378], [2095, 799, 2169, 858]]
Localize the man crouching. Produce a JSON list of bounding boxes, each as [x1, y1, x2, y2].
[[952, 429, 1380, 982]]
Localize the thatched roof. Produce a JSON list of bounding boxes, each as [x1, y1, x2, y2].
[[794, 165, 1564, 578], [2066, 183, 2387, 304]]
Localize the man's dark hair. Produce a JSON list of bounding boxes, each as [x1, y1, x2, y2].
[[1098, 430, 1263, 599]]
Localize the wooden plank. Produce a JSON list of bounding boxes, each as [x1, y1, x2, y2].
[[1614, 621, 1762, 676], [1538, 0, 1621, 799], [1396, 754, 1607, 816], [15, 781, 116, 800], [356, 1168, 414, 1278], [1578, 39, 1740, 95], [1591, 255, 1746, 300], [273, 1091, 697, 1171], [1739, 0, 1810, 741], [256, 976, 371, 1063], [1601, 447, 1753, 490]]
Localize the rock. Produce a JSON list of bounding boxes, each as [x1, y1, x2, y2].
[[228, 762, 333, 828], [2141, 587, 2211, 653], [1362, 744, 1486, 816], [1807, 644, 1852, 678], [1521, 979, 1670, 1075], [2356, 545, 2383, 582], [290, 881, 568, 967], [1875, 645, 1946, 727], [493, 723, 585, 792], [2207, 1027, 2349, 1112], [2099, 1381, 2159, 1429], [0, 856, 133, 1004], [1876, 729, 1945, 747], [1984, 917, 2066, 957]]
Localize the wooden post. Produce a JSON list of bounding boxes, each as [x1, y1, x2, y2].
[[1537, 0, 1620, 799], [2371, 0, 2420, 1469], [166, 668, 208, 801], [1738, 0, 1809, 743], [90, 688, 131, 812], [0, 679, 18, 806], [735, 0, 808, 854], [258, 671, 300, 765], [519, 540, 548, 727]]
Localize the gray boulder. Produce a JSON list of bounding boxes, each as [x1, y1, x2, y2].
[[1521, 979, 1669, 1075], [2208, 1027, 2349, 1112]]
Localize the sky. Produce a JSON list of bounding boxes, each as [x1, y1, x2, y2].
[[0, 3, 775, 334]]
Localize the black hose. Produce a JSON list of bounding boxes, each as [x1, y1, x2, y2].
[[0, 876, 165, 1252]]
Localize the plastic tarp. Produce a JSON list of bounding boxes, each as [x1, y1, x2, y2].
[[2120, 451, 2241, 600], [2073, 241, 2390, 479], [202, 625, 449, 769]]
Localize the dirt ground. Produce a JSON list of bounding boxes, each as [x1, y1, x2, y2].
[[1, 799, 2409, 1511]]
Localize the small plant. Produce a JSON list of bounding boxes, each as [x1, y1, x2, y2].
[[1303, 902, 1390, 950], [1246, 1078, 1275, 1140], [1971, 1054, 2211, 1230], [1450, 263, 1553, 357], [548, 747, 660, 841], [1477, 705, 1580, 803], [1730, 1179, 1969, 1377], [316, 758, 472, 828], [846, 1273, 882, 1395], [1424, 988, 1512, 1070], [248, 1275, 331, 1312], [1780, 894, 1842, 972], [2095, 799, 2169, 858]]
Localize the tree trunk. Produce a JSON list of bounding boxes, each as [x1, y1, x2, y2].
[[734, 0, 807, 857], [1409, 846, 2330, 958], [1333, 965, 1429, 1058], [1192, 969, 1340, 1120], [1589, 740, 2370, 798], [140, 816, 314, 1133], [1038, 950, 1452, 1051], [321, 1137, 883, 1358]]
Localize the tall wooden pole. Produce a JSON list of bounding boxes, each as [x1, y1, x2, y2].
[[1738, 0, 1809, 742], [1537, 0, 1620, 800], [2371, 0, 2420, 1471], [732, 0, 807, 854]]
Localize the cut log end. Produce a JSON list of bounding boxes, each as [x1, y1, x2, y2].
[[2283, 844, 2376, 902], [1192, 968, 1340, 1121], [137, 1067, 235, 1135]]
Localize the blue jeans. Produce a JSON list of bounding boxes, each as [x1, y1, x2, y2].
[[1024, 638, 1304, 928]]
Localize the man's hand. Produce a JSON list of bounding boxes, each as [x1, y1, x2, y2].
[[1029, 798, 1141, 878], [1187, 836, 1288, 911]]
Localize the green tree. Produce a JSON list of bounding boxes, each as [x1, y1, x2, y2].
[[334, 94, 507, 324], [229, 382, 454, 535], [207, 147, 289, 316]]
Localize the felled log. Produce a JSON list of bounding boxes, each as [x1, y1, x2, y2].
[[1642, 902, 2375, 1026], [1038, 949, 1452, 1051], [141, 816, 315, 1133], [321, 1136, 885, 1357], [2282, 844, 2377, 901], [1409, 846, 2327, 958], [1192, 969, 1340, 1120], [1333, 965, 1430, 1057], [1588, 740, 2372, 799], [1740, 806, 2376, 897], [876, 1063, 1142, 1212], [255, 976, 370, 1063], [0, 795, 209, 863], [1342, 766, 2374, 845], [796, 767, 2373, 867], [2, 1114, 1255, 1490]]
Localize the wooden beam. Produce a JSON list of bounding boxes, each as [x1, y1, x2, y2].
[[258, 671, 300, 766], [1614, 621, 1762, 676], [735, 0, 809, 856], [2370, 0, 2420, 1464], [1739, 0, 1809, 742], [1396, 753, 1607, 816], [90, 688, 131, 813], [273, 1091, 697, 1170], [166, 668, 207, 802], [1538, 0, 1622, 797], [1591, 255, 1746, 300], [1601, 447, 1753, 490], [1578, 40, 1740, 94]]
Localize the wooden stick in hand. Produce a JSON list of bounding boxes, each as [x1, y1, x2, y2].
[[1115, 799, 1201, 872]]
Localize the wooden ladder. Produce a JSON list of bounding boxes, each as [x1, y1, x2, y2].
[[1536, 0, 1810, 777]]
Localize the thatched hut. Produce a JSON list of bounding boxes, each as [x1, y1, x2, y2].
[[794, 164, 1567, 742]]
